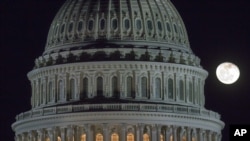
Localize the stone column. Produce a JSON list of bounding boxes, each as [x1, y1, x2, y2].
[[151, 125, 157, 141], [86, 124, 93, 141], [199, 129, 204, 141], [121, 124, 126, 141], [103, 124, 109, 141], [60, 127, 66, 141], [173, 126, 178, 141], [47, 128, 54, 141], [136, 124, 140, 141], [186, 128, 191, 141], [207, 131, 212, 141], [37, 129, 45, 141], [67, 125, 74, 141], [156, 125, 162, 141]]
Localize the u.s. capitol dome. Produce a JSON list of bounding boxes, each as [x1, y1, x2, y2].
[[12, 0, 224, 141]]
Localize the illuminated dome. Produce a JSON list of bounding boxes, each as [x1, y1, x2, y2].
[[12, 0, 224, 141]]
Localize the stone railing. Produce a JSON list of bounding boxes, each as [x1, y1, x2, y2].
[[16, 103, 221, 121]]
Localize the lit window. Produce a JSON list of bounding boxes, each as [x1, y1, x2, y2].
[[160, 134, 164, 141], [170, 135, 173, 141], [155, 78, 161, 98], [127, 133, 134, 141], [141, 77, 147, 98], [127, 76, 133, 97], [179, 80, 184, 100], [192, 137, 196, 141], [96, 133, 103, 141], [111, 133, 119, 141], [57, 136, 61, 141], [182, 136, 186, 141], [46, 137, 50, 141], [143, 133, 150, 141], [81, 134, 86, 141], [168, 78, 174, 99]]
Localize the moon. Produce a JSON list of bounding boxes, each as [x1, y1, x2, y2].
[[216, 62, 240, 84]]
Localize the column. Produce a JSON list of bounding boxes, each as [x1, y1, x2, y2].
[[103, 124, 109, 141], [207, 131, 212, 141], [157, 125, 162, 141], [60, 127, 66, 141], [151, 125, 157, 141], [136, 124, 141, 141], [134, 71, 140, 99], [199, 129, 204, 141], [86, 124, 93, 141], [121, 124, 126, 141], [67, 125, 74, 141], [186, 128, 191, 141], [48, 128, 55, 141], [37, 129, 45, 141], [173, 126, 178, 141]]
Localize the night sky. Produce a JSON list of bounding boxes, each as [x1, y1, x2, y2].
[[1, 0, 250, 141]]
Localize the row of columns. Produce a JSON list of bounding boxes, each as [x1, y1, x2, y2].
[[30, 69, 205, 108], [15, 124, 221, 141]]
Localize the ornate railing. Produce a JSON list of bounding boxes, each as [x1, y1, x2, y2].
[[16, 103, 221, 121]]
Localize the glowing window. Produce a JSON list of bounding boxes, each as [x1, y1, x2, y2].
[[127, 76, 133, 97], [96, 133, 103, 141], [141, 77, 147, 98], [143, 134, 150, 141], [192, 137, 196, 141], [111, 133, 119, 141], [182, 136, 186, 141], [155, 78, 161, 98], [127, 133, 134, 141], [45, 137, 50, 141], [57, 136, 61, 141], [168, 78, 174, 99], [81, 134, 86, 141], [160, 134, 164, 141], [170, 135, 173, 141]]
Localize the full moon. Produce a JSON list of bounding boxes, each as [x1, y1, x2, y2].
[[216, 62, 240, 84]]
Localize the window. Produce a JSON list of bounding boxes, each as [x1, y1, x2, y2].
[[127, 133, 134, 141], [45, 137, 50, 141], [160, 134, 164, 141], [157, 21, 162, 31], [88, 20, 94, 31], [48, 82, 53, 102], [112, 19, 118, 30], [58, 80, 64, 100], [57, 136, 61, 141], [155, 78, 161, 98], [143, 133, 150, 141], [61, 24, 65, 34], [112, 76, 118, 97], [168, 78, 174, 99], [189, 82, 193, 102], [136, 19, 142, 30], [68, 22, 74, 32], [170, 135, 173, 141], [78, 21, 84, 31], [124, 19, 130, 30], [100, 19, 105, 30], [111, 133, 119, 141], [83, 78, 88, 97], [41, 84, 44, 104], [182, 136, 187, 141], [127, 76, 133, 97], [141, 77, 147, 98], [192, 137, 196, 141], [81, 134, 86, 141], [173, 24, 178, 33], [147, 20, 153, 31], [179, 80, 184, 100], [96, 133, 103, 141], [166, 22, 171, 32], [70, 79, 75, 99], [97, 77, 103, 96]]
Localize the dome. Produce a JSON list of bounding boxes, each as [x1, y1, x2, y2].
[[44, 0, 191, 55], [12, 1, 224, 141]]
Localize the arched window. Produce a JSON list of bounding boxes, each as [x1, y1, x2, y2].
[[68, 22, 74, 33], [147, 20, 153, 31], [155, 78, 161, 98], [61, 24, 65, 34], [141, 77, 147, 98], [112, 76, 118, 97], [78, 21, 84, 32], [97, 77, 103, 97], [58, 80, 64, 100], [45, 137, 50, 141], [168, 78, 174, 99], [88, 20, 94, 31], [157, 21, 163, 31], [57, 136, 61, 141], [192, 137, 196, 141], [81, 134, 86, 141], [170, 135, 173, 141], [82, 78, 88, 98], [127, 133, 134, 141], [166, 22, 171, 33], [189, 82, 193, 102], [160, 134, 164, 141], [111, 133, 119, 141], [48, 81, 53, 102], [173, 24, 178, 34], [143, 133, 150, 141], [96, 133, 103, 141], [69, 79, 75, 100], [179, 80, 184, 101], [182, 136, 187, 141], [135, 19, 142, 30], [41, 83, 44, 104], [127, 76, 133, 97]]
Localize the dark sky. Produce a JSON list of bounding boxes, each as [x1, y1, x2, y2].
[[1, 0, 249, 141]]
